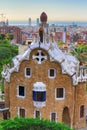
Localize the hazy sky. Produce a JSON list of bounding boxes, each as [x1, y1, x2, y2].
[[0, 0, 87, 22]]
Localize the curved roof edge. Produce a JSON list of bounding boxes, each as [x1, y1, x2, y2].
[[2, 42, 79, 85]]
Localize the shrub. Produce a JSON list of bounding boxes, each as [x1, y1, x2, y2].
[[0, 117, 73, 130]]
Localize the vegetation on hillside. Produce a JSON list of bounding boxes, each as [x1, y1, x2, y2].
[[0, 117, 72, 130], [70, 44, 87, 66], [0, 34, 14, 41], [0, 38, 18, 79]]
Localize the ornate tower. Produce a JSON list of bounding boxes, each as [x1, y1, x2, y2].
[[40, 12, 47, 25], [39, 26, 44, 43], [39, 12, 49, 43]]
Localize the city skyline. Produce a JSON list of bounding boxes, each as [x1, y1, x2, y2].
[[0, 0, 87, 22]]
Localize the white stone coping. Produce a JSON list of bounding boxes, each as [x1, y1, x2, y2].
[[33, 82, 46, 91], [1, 42, 79, 85], [0, 108, 9, 112], [33, 101, 46, 108]]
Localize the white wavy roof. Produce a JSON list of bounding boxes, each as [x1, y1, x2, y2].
[[2, 42, 79, 85]]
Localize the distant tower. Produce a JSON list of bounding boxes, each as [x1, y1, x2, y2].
[[6, 19, 9, 26], [29, 18, 31, 26], [0, 13, 6, 27], [36, 18, 39, 26], [63, 27, 66, 43]]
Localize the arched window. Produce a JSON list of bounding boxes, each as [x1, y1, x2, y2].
[[62, 107, 70, 126], [80, 105, 84, 118]]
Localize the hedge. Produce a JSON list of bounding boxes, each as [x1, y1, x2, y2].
[[0, 117, 73, 130]]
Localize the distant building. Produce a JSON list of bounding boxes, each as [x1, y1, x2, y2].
[[36, 18, 39, 26], [55, 31, 63, 42], [6, 19, 9, 26], [0, 26, 22, 44], [0, 21, 6, 27], [29, 18, 31, 26], [78, 31, 87, 44], [63, 27, 66, 43], [0, 13, 7, 27]]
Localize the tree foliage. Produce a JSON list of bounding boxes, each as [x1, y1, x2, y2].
[[0, 39, 18, 79], [58, 41, 64, 46], [0, 34, 5, 40], [0, 117, 73, 130], [0, 34, 14, 41], [6, 33, 14, 40], [70, 44, 87, 66]]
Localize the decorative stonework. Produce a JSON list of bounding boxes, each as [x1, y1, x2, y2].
[[1, 42, 84, 85], [32, 50, 47, 64], [33, 101, 46, 108], [33, 82, 46, 91]]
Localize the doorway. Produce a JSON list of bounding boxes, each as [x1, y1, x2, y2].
[[62, 107, 71, 126]]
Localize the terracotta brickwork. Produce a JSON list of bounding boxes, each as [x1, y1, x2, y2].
[[4, 48, 87, 129]]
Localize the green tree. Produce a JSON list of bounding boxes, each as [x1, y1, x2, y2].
[[0, 39, 18, 79], [0, 34, 5, 40], [6, 33, 14, 40], [58, 41, 64, 46], [70, 44, 87, 65]]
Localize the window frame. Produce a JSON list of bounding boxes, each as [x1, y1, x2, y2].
[[18, 107, 26, 118], [50, 112, 58, 122], [55, 87, 65, 100], [34, 110, 41, 119], [48, 68, 56, 79], [25, 67, 32, 78], [33, 91, 46, 102], [17, 85, 25, 98]]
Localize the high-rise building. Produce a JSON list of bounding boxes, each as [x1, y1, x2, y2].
[[36, 18, 39, 26], [29, 18, 31, 26], [63, 27, 66, 43], [6, 19, 9, 26]]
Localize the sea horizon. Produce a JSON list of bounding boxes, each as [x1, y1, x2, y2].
[[9, 20, 87, 27]]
